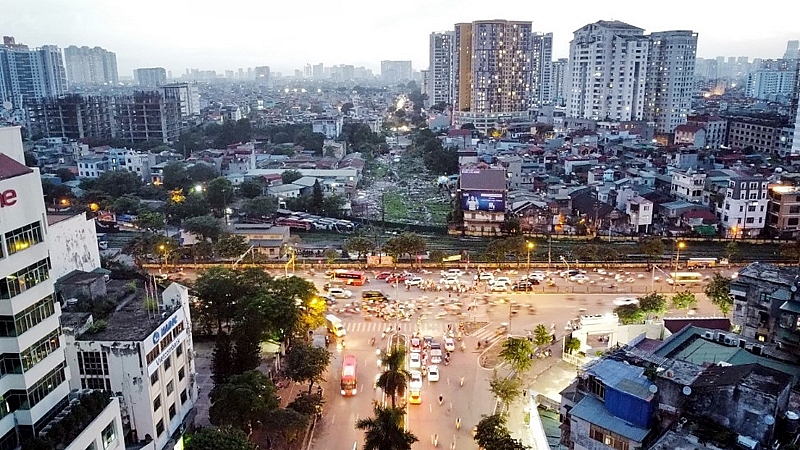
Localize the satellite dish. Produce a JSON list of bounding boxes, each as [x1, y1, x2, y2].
[[764, 415, 775, 425], [648, 384, 658, 394], [682, 386, 692, 396], [792, 285, 798, 292]]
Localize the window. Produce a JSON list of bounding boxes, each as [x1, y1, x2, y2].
[[166, 380, 174, 395], [175, 342, 183, 358], [24, 362, 66, 409], [21, 328, 61, 372], [101, 421, 117, 449], [590, 425, 629, 450], [85, 443, 97, 450], [789, 218, 799, 226], [153, 395, 161, 412], [81, 378, 111, 391], [0, 258, 51, 300], [78, 351, 108, 376], [180, 388, 187, 405], [589, 376, 605, 400], [156, 419, 164, 436], [168, 403, 176, 420], [150, 371, 159, 385], [178, 367, 185, 381], [0, 295, 56, 337], [4, 222, 44, 256], [164, 355, 171, 370]]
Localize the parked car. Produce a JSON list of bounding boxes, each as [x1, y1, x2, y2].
[[512, 281, 535, 292], [527, 272, 546, 282], [405, 277, 424, 286], [376, 272, 393, 280], [327, 287, 353, 299], [569, 274, 589, 283]]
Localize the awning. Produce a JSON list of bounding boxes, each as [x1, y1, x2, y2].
[[694, 225, 716, 236], [779, 301, 800, 314]]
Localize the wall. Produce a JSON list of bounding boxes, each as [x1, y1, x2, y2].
[[47, 213, 102, 281], [65, 397, 124, 450]]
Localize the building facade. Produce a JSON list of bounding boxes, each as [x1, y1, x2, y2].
[[134, 68, 167, 87], [550, 58, 568, 106], [687, 114, 727, 148], [427, 31, 454, 107], [114, 91, 182, 143], [767, 185, 800, 238], [27, 94, 115, 140], [530, 32, 553, 107], [719, 172, 769, 238], [459, 168, 507, 235], [726, 115, 793, 156], [63, 45, 119, 87], [746, 68, 796, 100], [0, 37, 67, 110], [380, 61, 412, 84], [161, 83, 200, 117], [643, 30, 697, 133], [670, 169, 706, 203], [567, 21, 649, 122]]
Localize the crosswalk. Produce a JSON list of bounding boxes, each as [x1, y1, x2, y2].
[[342, 320, 508, 348]]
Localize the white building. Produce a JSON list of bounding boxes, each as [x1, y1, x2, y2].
[[550, 58, 568, 106], [428, 31, 454, 107], [108, 148, 152, 182], [530, 32, 553, 107], [0, 126, 118, 448], [162, 82, 200, 117], [62, 282, 198, 450], [644, 30, 697, 133], [77, 156, 109, 179], [671, 169, 706, 203], [626, 196, 653, 233], [46, 213, 102, 281], [746, 68, 796, 100], [719, 173, 769, 238], [312, 116, 343, 139], [567, 21, 649, 122]]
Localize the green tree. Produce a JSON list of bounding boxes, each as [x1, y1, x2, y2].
[[565, 337, 581, 355], [243, 196, 278, 218], [323, 248, 339, 265], [231, 316, 264, 374], [342, 236, 376, 261], [93, 171, 142, 199], [162, 161, 190, 191], [112, 194, 142, 215], [724, 241, 738, 261], [614, 304, 645, 325], [382, 232, 426, 264], [311, 179, 324, 214], [263, 408, 309, 445], [215, 233, 251, 259], [376, 345, 410, 408], [283, 342, 331, 393], [489, 373, 521, 414], [184, 427, 257, 450], [474, 414, 529, 450], [340, 102, 354, 115], [239, 179, 265, 199], [55, 167, 76, 182], [533, 324, 551, 347], [499, 338, 534, 374], [287, 391, 324, 417], [186, 163, 219, 184], [206, 177, 235, 214], [705, 273, 733, 315], [183, 215, 224, 242], [672, 290, 698, 310], [638, 293, 667, 318], [638, 236, 664, 267], [282, 169, 303, 185], [24, 151, 38, 167], [355, 405, 418, 450], [193, 267, 273, 333], [211, 332, 234, 386], [134, 211, 165, 233], [428, 249, 446, 267], [210, 370, 279, 433], [264, 276, 321, 339]]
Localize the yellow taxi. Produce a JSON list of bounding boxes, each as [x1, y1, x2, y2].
[[408, 390, 422, 405]]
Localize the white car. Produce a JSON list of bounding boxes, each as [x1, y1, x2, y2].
[[528, 272, 546, 282], [409, 370, 423, 390], [327, 287, 353, 299], [427, 365, 440, 382], [613, 297, 639, 306], [492, 276, 512, 286], [477, 272, 494, 282], [489, 282, 509, 292], [445, 269, 464, 277], [441, 277, 460, 286], [444, 337, 455, 352], [409, 352, 421, 369], [569, 274, 589, 283], [405, 277, 424, 286]]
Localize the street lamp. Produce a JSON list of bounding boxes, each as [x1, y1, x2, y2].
[[673, 241, 686, 290], [158, 244, 170, 270], [526, 242, 535, 274]]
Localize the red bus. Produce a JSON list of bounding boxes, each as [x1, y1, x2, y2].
[[332, 270, 367, 286], [275, 217, 313, 231], [341, 354, 358, 396]]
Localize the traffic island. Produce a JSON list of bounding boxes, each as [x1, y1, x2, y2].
[[463, 321, 490, 336], [478, 338, 506, 369]]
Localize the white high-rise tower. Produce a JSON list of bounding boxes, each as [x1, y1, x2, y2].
[[644, 30, 698, 133], [428, 31, 455, 107]]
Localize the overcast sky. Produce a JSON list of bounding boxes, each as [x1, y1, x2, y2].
[[4, 0, 797, 77]]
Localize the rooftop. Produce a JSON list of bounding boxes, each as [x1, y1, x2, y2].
[[570, 395, 650, 442], [584, 358, 654, 401], [459, 168, 506, 191], [649, 430, 724, 450], [692, 363, 792, 396], [737, 262, 800, 286], [0, 153, 33, 180]]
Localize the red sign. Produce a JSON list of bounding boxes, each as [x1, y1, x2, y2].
[[0, 190, 16, 208]]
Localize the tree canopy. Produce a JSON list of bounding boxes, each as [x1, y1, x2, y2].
[[185, 427, 257, 450], [283, 341, 331, 393], [705, 273, 733, 315], [209, 370, 279, 433], [355, 405, 418, 450]]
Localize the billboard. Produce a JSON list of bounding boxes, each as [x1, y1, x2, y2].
[[461, 191, 505, 212]]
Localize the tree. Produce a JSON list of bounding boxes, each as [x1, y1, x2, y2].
[[134, 211, 165, 233], [533, 324, 551, 347], [215, 233, 251, 259], [24, 151, 38, 167], [282, 169, 303, 184], [211, 332, 234, 386], [781, 239, 800, 265], [638, 293, 667, 318], [323, 248, 339, 265], [565, 337, 581, 355], [206, 177, 235, 214], [287, 391, 324, 417], [263, 407, 309, 445], [376, 345, 410, 408], [705, 273, 733, 315], [231, 316, 264, 374], [474, 413, 529, 450], [263, 276, 321, 339], [340, 102, 354, 115], [93, 171, 142, 199], [355, 405, 418, 450], [163, 161, 190, 191], [342, 236, 376, 261], [311, 180, 324, 214], [638, 236, 664, 267], [724, 241, 738, 261], [183, 215, 224, 242], [489, 373, 521, 414], [283, 342, 331, 393], [112, 194, 143, 215], [672, 290, 698, 310], [185, 427, 257, 450], [499, 338, 534, 374], [614, 304, 645, 325], [243, 196, 277, 218], [192, 267, 272, 333], [186, 163, 219, 184], [238, 179, 265, 199], [209, 370, 279, 433], [55, 168, 76, 182], [382, 232, 426, 263]]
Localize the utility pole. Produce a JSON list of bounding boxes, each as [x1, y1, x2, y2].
[[548, 233, 552, 269]]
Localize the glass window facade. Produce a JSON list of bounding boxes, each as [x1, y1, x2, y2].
[[0, 295, 56, 337], [4, 222, 44, 256], [0, 258, 51, 300]]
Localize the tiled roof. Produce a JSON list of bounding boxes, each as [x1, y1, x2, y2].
[[0, 154, 33, 181]]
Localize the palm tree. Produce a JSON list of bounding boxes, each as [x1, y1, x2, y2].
[[356, 404, 418, 450], [499, 337, 534, 374], [376, 345, 410, 408]]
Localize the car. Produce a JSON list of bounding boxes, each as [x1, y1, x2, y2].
[[528, 272, 546, 282], [569, 274, 589, 283], [405, 277, 424, 286], [376, 272, 392, 280], [321, 295, 338, 306], [494, 276, 511, 285], [408, 390, 422, 404], [409, 371, 423, 390], [410, 337, 422, 353], [561, 269, 582, 278], [512, 281, 535, 292], [430, 343, 443, 364], [423, 336, 433, 348], [441, 276, 460, 286], [444, 337, 455, 352], [427, 365, 440, 381], [409, 352, 421, 369], [327, 287, 353, 299], [446, 269, 465, 277], [477, 272, 494, 282], [386, 273, 410, 283], [613, 297, 639, 306], [489, 282, 509, 293]]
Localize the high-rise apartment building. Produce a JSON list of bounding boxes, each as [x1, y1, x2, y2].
[[115, 91, 182, 143], [643, 30, 697, 133], [567, 21, 649, 122], [784, 40, 799, 60], [254, 66, 270, 86], [746, 68, 796, 100], [452, 20, 533, 131], [133, 67, 167, 87], [550, 58, 568, 106], [380, 60, 413, 84], [63, 46, 118, 87], [427, 31, 454, 107], [530, 32, 553, 107], [312, 63, 324, 79], [0, 37, 67, 110]]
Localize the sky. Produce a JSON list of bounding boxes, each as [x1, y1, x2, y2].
[[3, 0, 797, 77]]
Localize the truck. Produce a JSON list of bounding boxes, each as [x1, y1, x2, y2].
[[325, 314, 347, 338], [686, 258, 729, 269]]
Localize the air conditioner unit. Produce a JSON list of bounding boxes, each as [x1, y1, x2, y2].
[[716, 332, 727, 343], [703, 331, 714, 340], [724, 336, 736, 346], [751, 345, 764, 356]]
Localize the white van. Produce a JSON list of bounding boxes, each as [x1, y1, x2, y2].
[[325, 314, 347, 338]]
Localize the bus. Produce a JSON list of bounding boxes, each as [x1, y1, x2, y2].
[[341, 354, 358, 396], [667, 272, 704, 285], [275, 217, 313, 231], [686, 258, 729, 269], [332, 270, 367, 286]]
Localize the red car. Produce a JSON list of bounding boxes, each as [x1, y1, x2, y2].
[[376, 272, 393, 280], [385, 273, 410, 283]]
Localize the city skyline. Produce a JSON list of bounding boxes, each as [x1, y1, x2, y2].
[[4, 0, 797, 77]]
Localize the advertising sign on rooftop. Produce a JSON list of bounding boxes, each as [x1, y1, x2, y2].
[[461, 191, 505, 212]]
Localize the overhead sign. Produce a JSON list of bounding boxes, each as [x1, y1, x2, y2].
[[151, 316, 178, 344], [461, 191, 505, 212]]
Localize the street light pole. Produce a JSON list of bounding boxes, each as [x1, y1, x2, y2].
[[526, 242, 534, 274], [673, 241, 686, 291]]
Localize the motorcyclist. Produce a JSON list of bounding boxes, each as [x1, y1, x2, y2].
[[370, 336, 376, 346], [438, 395, 443, 405], [456, 418, 461, 429]]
